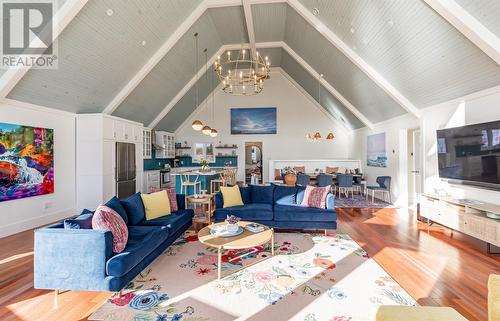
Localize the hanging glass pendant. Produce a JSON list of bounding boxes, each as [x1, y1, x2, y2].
[[192, 120, 203, 131], [202, 125, 212, 135], [210, 128, 218, 137]]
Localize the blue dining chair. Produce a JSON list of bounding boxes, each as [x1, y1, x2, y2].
[[336, 174, 353, 198], [296, 173, 311, 186], [366, 176, 392, 203], [317, 173, 333, 188]]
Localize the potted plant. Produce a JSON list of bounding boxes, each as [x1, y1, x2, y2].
[[199, 159, 210, 172], [281, 166, 297, 186], [226, 215, 240, 233]]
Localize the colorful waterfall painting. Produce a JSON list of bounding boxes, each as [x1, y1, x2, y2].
[[0, 123, 54, 202]]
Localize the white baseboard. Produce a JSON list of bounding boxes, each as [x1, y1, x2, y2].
[[0, 208, 76, 238]]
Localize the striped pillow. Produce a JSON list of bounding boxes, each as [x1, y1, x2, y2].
[[92, 205, 128, 253]]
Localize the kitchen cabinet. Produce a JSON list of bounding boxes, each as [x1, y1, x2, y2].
[[155, 131, 175, 159], [143, 128, 152, 159], [76, 114, 144, 211]]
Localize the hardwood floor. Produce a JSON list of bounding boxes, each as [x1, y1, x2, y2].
[[0, 207, 498, 321]]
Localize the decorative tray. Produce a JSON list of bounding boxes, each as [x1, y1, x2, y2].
[[210, 225, 244, 237]]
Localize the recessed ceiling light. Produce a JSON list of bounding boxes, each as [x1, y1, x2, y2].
[[141, 40, 147, 46], [106, 9, 114, 16], [312, 7, 319, 16], [350, 27, 355, 33], [363, 38, 368, 45], [388, 19, 394, 27]]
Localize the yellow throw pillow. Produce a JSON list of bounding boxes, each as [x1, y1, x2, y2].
[[220, 185, 244, 208], [141, 190, 171, 220]]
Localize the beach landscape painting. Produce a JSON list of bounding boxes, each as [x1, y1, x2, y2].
[[0, 122, 54, 202], [231, 107, 277, 135], [367, 132, 387, 168]]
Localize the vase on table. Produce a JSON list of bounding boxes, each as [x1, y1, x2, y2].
[[284, 173, 297, 186], [226, 223, 239, 233]]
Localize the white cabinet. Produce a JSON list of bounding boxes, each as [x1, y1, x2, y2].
[[155, 131, 175, 159], [76, 114, 144, 211], [143, 128, 152, 159]]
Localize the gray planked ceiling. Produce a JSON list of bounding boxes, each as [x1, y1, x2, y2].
[[4, 0, 500, 130], [455, 0, 500, 39]]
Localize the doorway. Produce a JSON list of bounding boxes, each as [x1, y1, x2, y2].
[[408, 128, 422, 207], [245, 142, 263, 185]]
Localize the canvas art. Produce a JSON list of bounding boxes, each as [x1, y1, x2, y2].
[[231, 107, 277, 134], [0, 122, 54, 202], [367, 132, 387, 167]]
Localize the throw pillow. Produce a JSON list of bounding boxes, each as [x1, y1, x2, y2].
[[121, 192, 146, 225], [166, 188, 178, 212], [221, 185, 244, 208], [105, 196, 129, 224], [326, 166, 339, 174], [64, 210, 93, 229], [301, 186, 330, 209], [92, 205, 128, 253], [294, 166, 306, 173], [141, 190, 171, 220]]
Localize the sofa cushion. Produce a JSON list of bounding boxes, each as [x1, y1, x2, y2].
[[105, 197, 129, 225], [221, 185, 244, 208], [137, 209, 194, 235], [240, 186, 252, 204], [64, 212, 93, 229], [106, 225, 169, 277], [121, 192, 146, 225], [274, 205, 336, 222], [141, 190, 171, 220], [166, 188, 178, 212], [214, 203, 273, 221], [273, 185, 298, 205], [296, 186, 307, 204], [92, 205, 128, 253], [301, 186, 330, 209], [251, 185, 275, 204]]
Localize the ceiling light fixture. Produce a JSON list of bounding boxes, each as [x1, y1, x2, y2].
[[214, 46, 270, 96], [306, 73, 334, 142], [191, 33, 203, 131], [210, 58, 218, 138], [202, 48, 212, 136]]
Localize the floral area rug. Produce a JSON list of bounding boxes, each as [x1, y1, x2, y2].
[[334, 194, 396, 209], [89, 232, 415, 321]]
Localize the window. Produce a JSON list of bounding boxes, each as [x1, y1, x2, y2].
[[193, 143, 215, 163]]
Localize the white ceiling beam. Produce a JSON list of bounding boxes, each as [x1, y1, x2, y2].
[[286, 0, 421, 119], [148, 44, 243, 129], [242, 0, 257, 57], [103, 1, 208, 114], [424, 0, 500, 66], [0, 0, 89, 99], [280, 42, 374, 129]]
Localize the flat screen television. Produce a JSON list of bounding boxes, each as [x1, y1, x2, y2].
[[437, 120, 500, 190]]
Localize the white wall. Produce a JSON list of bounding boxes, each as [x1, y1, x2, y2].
[[176, 70, 352, 182], [350, 85, 500, 206], [0, 99, 76, 238]]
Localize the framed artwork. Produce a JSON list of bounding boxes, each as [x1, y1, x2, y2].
[[367, 132, 387, 168], [0, 122, 54, 202], [231, 107, 277, 135]]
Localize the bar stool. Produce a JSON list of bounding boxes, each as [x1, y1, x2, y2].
[[210, 172, 226, 195], [180, 173, 201, 199]]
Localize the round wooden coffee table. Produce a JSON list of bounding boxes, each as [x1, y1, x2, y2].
[[198, 221, 274, 280]]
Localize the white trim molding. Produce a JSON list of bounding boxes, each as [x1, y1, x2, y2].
[[242, 0, 257, 57], [0, 0, 89, 99], [424, 0, 500, 66]]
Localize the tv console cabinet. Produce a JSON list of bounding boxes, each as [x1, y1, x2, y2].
[[419, 193, 500, 254]]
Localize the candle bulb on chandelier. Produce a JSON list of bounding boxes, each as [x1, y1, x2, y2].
[[242, 85, 246, 94]]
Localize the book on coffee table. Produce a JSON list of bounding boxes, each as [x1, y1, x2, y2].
[[245, 223, 264, 233]]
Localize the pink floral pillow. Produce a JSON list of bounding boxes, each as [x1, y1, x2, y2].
[[166, 188, 178, 212], [92, 205, 128, 253], [301, 186, 330, 209]]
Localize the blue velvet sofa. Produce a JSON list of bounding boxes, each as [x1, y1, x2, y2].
[[214, 185, 336, 230], [34, 193, 194, 292]]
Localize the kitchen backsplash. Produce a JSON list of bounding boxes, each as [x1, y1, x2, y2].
[[143, 150, 174, 170]]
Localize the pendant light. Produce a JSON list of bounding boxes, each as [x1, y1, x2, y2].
[[210, 60, 218, 138], [201, 48, 212, 136], [306, 73, 334, 141], [191, 33, 203, 131]]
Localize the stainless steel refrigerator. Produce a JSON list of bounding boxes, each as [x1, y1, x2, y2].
[[116, 142, 136, 199]]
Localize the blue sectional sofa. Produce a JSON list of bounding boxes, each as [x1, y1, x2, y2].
[[214, 185, 336, 230], [34, 193, 194, 292]]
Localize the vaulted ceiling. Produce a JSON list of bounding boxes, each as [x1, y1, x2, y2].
[[1, 0, 500, 132]]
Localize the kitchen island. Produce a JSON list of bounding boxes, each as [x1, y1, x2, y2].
[[171, 167, 237, 194]]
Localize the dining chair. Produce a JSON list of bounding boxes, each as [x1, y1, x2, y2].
[[336, 174, 354, 199], [296, 173, 311, 186], [180, 173, 201, 199], [366, 176, 392, 203], [317, 173, 334, 190], [353, 175, 364, 195]]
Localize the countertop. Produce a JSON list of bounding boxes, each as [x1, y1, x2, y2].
[[171, 167, 237, 176]]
